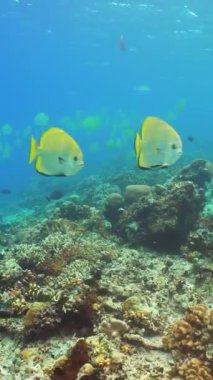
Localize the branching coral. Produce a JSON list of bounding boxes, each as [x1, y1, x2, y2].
[[163, 304, 213, 379], [121, 296, 163, 335], [24, 302, 61, 338], [8, 231, 85, 276], [177, 358, 213, 380]]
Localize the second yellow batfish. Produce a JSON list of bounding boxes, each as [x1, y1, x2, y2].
[[29, 127, 84, 176], [134, 116, 182, 169]]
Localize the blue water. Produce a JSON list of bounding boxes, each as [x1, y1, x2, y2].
[[0, 0, 213, 201]]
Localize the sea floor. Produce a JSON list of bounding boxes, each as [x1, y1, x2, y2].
[[0, 161, 212, 380]]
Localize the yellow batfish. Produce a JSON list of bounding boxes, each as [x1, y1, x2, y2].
[[29, 127, 84, 176], [134, 116, 182, 169]]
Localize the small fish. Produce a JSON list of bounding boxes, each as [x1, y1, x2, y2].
[[187, 136, 195, 142], [134, 116, 182, 169], [134, 85, 151, 93], [33, 112, 49, 127], [0, 189, 11, 195], [120, 34, 126, 51], [1, 123, 13, 136], [29, 127, 84, 176], [46, 190, 64, 201]]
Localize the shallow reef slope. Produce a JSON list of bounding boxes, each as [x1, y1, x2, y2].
[[0, 160, 212, 380]]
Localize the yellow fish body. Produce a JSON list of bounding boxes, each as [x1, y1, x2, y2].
[[29, 127, 84, 176], [135, 116, 182, 169]]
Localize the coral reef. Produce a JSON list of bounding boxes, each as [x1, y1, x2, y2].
[[180, 176, 212, 261], [103, 160, 213, 251], [54, 201, 91, 221], [174, 159, 213, 189], [0, 159, 212, 379], [110, 180, 204, 250]]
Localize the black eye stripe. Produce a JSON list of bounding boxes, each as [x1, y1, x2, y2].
[[73, 156, 78, 161], [58, 157, 65, 164]]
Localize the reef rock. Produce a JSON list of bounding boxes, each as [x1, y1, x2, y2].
[[184, 227, 213, 257], [103, 193, 124, 222], [124, 185, 153, 204], [55, 201, 91, 221], [107, 181, 205, 251], [174, 159, 213, 188]]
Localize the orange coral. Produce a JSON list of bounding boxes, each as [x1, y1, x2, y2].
[[163, 319, 194, 350], [163, 304, 213, 380], [20, 347, 43, 362], [24, 302, 46, 328], [120, 343, 132, 354], [185, 304, 212, 328], [11, 297, 29, 315], [163, 305, 212, 352], [95, 354, 111, 368], [91, 302, 103, 312], [38, 257, 63, 275], [177, 358, 213, 380]]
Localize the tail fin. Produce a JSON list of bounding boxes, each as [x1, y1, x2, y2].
[[29, 136, 37, 163]]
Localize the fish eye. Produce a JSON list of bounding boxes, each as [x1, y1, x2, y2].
[[171, 144, 177, 150], [73, 156, 78, 161]]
